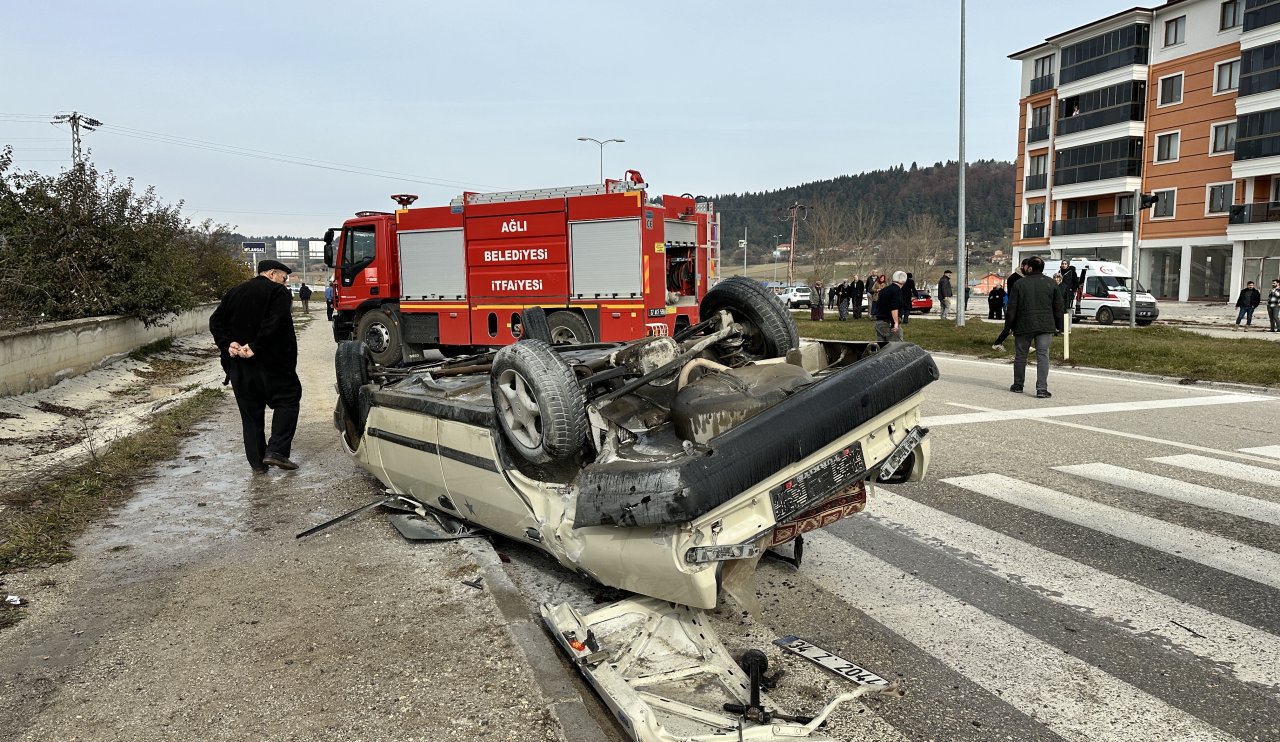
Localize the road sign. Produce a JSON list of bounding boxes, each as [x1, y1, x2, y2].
[[242, 241, 266, 253]]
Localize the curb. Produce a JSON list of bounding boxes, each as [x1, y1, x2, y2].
[[463, 540, 616, 742]]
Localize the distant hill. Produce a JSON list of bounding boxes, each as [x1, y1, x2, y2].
[[711, 160, 1014, 262]]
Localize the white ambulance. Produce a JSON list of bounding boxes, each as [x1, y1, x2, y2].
[[1062, 259, 1160, 325]]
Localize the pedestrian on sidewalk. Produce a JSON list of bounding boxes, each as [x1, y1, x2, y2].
[[937, 270, 954, 320], [298, 282, 313, 313], [1268, 279, 1280, 332], [1005, 256, 1062, 399], [209, 259, 303, 474], [849, 274, 865, 320], [811, 279, 826, 321], [992, 259, 1030, 351], [902, 273, 917, 325], [987, 285, 1005, 320], [869, 274, 884, 317], [873, 271, 909, 342], [827, 284, 838, 310], [325, 281, 335, 321], [1235, 281, 1262, 328], [836, 278, 851, 321]]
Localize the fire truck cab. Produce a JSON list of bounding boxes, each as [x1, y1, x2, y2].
[[324, 173, 721, 365]]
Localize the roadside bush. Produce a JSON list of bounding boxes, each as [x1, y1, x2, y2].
[[0, 147, 249, 328]]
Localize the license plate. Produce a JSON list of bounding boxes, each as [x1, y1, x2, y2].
[[878, 425, 927, 481], [773, 636, 890, 686], [769, 443, 866, 522]]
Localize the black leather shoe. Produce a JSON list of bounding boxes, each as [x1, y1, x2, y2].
[[1036, 389, 1052, 399], [262, 453, 298, 470], [1009, 385, 1023, 393], [252, 465, 269, 474]]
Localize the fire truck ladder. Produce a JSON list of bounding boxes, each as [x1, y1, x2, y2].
[[451, 179, 646, 209]]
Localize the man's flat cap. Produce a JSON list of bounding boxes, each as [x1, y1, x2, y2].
[[257, 259, 292, 274]]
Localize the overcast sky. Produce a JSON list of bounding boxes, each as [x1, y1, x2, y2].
[[4, 1, 1125, 237]]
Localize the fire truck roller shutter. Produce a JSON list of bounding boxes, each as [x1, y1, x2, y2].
[[569, 218, 642, 298], [399, 228, 465, 299]]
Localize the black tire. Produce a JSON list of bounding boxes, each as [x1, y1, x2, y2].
[[700, 276, 800, 361], [357, 309, 402, 366], [1097, 307, 1115, 325], [335, 341, 370, 434], [490, 340, 587, 464], [519, 307, 552, 343], [546, 311, 594, 345]]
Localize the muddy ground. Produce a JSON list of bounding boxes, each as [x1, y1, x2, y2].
[[0, 312, 565, 741]]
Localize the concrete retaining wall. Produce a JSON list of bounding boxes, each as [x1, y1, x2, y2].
[[0, 304, 218, 397]]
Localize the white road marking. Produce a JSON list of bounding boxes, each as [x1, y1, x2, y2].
[[1238, 445, 1280, 460], [803, 530, 1239, 742], [1055, 463, 1280, 526], [921, 394, 1260, 428], [936, 353, 1279, 393], [1152, 454, 1280, 491], [940, 474, 1280, 591], [866, 488, 1280, 691]]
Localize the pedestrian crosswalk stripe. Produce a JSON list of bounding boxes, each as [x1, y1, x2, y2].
[[802, 530, 1240, 742], [1151, 453, 1280, 490], [868, 488, 1280, 690], [940, 473, 1280, 591], [920, 394, 1259, 428], [1055, 463, 1280, 527], [1240, 445, 1280, 460]]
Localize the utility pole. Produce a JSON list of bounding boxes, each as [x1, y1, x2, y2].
[[741, 227, 748, 276], [52, 112, 103, 165], [783, 201, 808, 287], [956, 0, 968, 327]]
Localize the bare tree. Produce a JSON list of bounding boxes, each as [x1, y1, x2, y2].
[[845, 202, 883, 273], [801, 197, 853, 285], [883, 213, 948, 284]]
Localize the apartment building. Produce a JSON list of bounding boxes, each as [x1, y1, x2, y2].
[[1011, 0, 1280, 302]]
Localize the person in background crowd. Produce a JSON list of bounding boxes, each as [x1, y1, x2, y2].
[[1005, 255, 1062, 399], [849, 274, 866, 320], [1268, 279, 1280, 332], [298, 281, 313, 313], [987, 283, 1006, 320], [992, 259, 1031, 351], [937, 270, 954, 320], [209, 259, 302, 474], [811, 279, 826, 321], [1236, 281, 1262, 328], [325, 281, 335, 321], [873, 271, 909, 342], [836, 278, 851, 321], [1052, 273, 1064, 334], [828, 283, 838, 310], [902, 272, 917, 325], [868, 273, 883, 317]]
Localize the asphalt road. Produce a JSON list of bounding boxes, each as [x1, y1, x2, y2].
[[504, 352, 1280, 741]]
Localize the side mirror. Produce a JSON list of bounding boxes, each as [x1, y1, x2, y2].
[[323, 227, 336, 269]]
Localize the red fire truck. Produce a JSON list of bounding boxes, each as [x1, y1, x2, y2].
[[323, 171, 721, 365]]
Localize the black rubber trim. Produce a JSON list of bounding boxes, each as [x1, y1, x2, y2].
[[367, 427, 500, 472], [574, 342, 939, 527], [369, 386, 497, 428]]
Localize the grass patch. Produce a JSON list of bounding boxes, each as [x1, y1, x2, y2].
[[127, 336, 175, 361], [0, 387, 224, 577], [795, 317, 1280, 387]]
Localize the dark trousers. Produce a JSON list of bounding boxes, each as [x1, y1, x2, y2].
[[988, 300, 1003, 320], [228, 362, 302, 469], [326, 300, 334, 321], [993, 324, 1012, 346], [1236, 306, 1256, 325], [1270, 305, 1280, 331]]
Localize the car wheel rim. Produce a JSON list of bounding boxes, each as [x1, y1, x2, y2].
[[495, 369, 542, 449], [365, 322, 390, 353]]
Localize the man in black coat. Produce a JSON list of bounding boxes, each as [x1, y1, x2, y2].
[[1005, 256, 1063, 399], [1235, 281, 1262, 328], [902, 273, 917, 324], [209, 259, 302, 473], [849, 275, 866, 319]]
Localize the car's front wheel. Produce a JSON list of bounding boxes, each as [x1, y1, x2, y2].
[[490, 340, 587, 464], [1097, 307, 1115, 325]]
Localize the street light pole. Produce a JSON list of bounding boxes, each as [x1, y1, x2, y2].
[[577, 137, 624, 182]]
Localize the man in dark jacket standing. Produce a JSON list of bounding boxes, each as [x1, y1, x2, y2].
[[1235, 281, 1262, 328], [209, 259, 302, 473], [849, 275, 866, 319], [902, 273, 917, 324], [937, 270, 954, 320], [1005, 256, 1062, 399]]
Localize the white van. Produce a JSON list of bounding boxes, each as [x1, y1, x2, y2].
[[1061, 259, 1159, 325]]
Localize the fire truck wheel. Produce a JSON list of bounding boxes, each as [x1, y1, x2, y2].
[[699, 276, 800, 362], [490, 340, 587, 464], [357, 309, 402, 366], [335, 340, 370, 431], [546, 311, 594, 345]]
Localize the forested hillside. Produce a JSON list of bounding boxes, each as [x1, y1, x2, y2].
[[712, 160, 1014, 268]]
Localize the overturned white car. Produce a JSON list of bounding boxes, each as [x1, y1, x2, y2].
[[333, 276, 937, 740]]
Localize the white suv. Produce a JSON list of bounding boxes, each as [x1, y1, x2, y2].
[[777, 286, 814, 308]]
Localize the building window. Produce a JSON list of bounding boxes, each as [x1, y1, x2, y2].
[[1165, 16, 1186, 46], [1222, 0, 1241, 30], [1060, 23, 1151, 85], [1240, 41, 1280, 97], [1152, 189, 1176, 218], [1031, 54, 1055, 94], [1159, 73, 1184, 105], [1029, 153, 1048, 175], [1217, 59, 1241, 93], [1053, 136, 1145, 186], [1027, 202, 1046, 224], [1234, 107, 1280, 160], [1212, 121, 1238, 154], [1207, 183, 1234, 214], [1117, 193, 1135, 215], [1156, 132, 1181, 162]]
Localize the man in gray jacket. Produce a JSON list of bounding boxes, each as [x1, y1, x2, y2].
[[1004, 256, 1063, 399]]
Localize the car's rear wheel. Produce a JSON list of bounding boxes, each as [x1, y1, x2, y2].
[[1097, 307, 1115, 325], [491, 340, 587, 464], [700, 276, 799, 362]]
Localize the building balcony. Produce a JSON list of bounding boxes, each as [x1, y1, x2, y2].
[[1244, 0, 1280, 33], [1025, 173, 1048, 191], [1022, 222, 1046, 239], [1030, 73, 1055, 94], [1027, 124, 1050, 143], [1051, 215, 1134, 236], [1056, 103, 1145, 137], [1229, 202, 1280, 223]]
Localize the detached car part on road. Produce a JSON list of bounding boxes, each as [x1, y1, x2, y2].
[[333, 276, 937, 740]]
